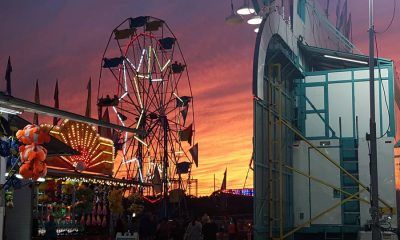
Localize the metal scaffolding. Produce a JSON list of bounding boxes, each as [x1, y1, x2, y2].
[[254, 62, 395, 240]]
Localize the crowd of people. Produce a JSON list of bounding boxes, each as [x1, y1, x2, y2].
[[115, 212, 249, 240]]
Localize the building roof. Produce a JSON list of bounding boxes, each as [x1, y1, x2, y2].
[[7, 114, 79, 157], [299, 43, 392, 71]]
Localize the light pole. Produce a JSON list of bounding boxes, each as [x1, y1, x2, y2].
[[368, 0, 380, 239]]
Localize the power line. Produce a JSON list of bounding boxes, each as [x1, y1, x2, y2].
[[376, 0, 396, 34]]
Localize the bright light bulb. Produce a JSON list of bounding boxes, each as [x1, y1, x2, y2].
[[236, 0, 255, 15], [254, 28, 259, 33], [247, 15, 262, 25], [237, 7, 255, 15]]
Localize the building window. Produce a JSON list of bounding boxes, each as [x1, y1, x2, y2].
[[297, 0, 306, 22]]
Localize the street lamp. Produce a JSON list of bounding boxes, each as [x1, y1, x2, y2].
[[236, 0, 255, 15]]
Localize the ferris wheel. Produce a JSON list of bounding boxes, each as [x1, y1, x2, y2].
[[97, 16, 196, 193]]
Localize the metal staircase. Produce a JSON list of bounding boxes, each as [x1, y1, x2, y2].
[[340, 138, 360, 228]]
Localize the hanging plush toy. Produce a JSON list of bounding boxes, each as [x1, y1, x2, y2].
[[19, 144, 47, 163], [19, 154, 47, 180], [80, 215, 85, 226], [91, 212, 96, 226], [19, 161, 34, 179], [107, 189, 124, 215], [5, 155, 19, 168], [38, 182, 48, 193], [75, 183, 94, 215], [62, 183, 74, 195], [18, 144, 47, 180], [38, 194, 49, 203], [102, 203, 108, 216], [16, 124, 50, 145], [9, 138, 20, 156], [5, 189, 14, 208], [4, 176, 22, 191], [86, 214, 91, 226], [0, 139, 10, 157], [101, 215, 107, 227]]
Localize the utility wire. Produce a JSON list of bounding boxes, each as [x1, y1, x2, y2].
[[374, 33, 391, 139], [376, 0, 397, 34]]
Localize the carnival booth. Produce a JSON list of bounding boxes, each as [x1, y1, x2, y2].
[[1, 118, 146, 239], [33, 120, 119, 238]]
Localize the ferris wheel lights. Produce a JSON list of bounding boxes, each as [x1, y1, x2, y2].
[[134, 136, 148, 147], [161, 59, 171, 72], [137, 49, 146, 71], [136, 110, 144, 129], [148, 46, 152, 76], [247, 15, 263, 25], [123, 158, 138, 164], [119, 92, 128, 100], [151, 78, 163, 82], [100, 17, 195, 186], [173, 92, 183, 102]]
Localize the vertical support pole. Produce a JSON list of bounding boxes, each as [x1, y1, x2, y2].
[[368, 0, 380, 238], [214, 174, 216, 192], [267, 73, 274, 239], [277, 67, 284, 239], [162, 116, 169, 219], [0, 155, 5, 239], [0, 114, 8, 239]]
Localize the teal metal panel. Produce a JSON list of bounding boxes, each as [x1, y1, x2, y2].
[[297, 0, 306, 22], [352, 71, 356, 139], [378, 70, 383, 135], [324, 78, 330, 138], [343, 201, 360, 212], [340, 137, 360, 227], [387, 61, 395, 137], [302, 63, 395, 139]]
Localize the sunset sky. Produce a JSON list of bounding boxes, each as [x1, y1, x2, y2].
[[0, 1, 399, 196]]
